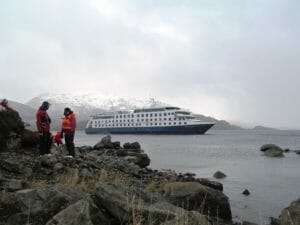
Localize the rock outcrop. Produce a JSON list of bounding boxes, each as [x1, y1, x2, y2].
[[0, 134, 232, 225], [280, 198, 300, 225], [260, 144, 284, 157]]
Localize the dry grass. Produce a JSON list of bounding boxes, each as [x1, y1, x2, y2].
[[28, 180, 48, 189], [55, 168, 135, 192]]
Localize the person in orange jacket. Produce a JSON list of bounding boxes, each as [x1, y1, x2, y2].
[[61, 107, 76, 158], [51, 131, 62, 146]]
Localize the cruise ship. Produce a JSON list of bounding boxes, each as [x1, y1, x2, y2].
[[85, 106, 215, 134]]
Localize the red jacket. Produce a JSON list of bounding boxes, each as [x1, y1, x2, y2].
[[36, 108, 51, 132], [62, 113, 76, 133]]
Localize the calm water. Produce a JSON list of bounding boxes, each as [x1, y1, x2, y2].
[[75, 129, 300, 224]]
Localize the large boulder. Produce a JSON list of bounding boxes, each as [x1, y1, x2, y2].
[[0, 184, 84, 225], [280, 198, 300, 225], [93, 135, 114, 149], [126, 152, 151, 168], [92, 181, 211, 225], [45, 199, 111, 225], [160, 181, 232, 220], [213, 171, 227, 179], [260, 144, 284, 157], [0, 109, 25, 150]]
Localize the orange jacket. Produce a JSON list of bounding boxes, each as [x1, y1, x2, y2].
[[62, 113, 76, 133], [51, 132, 62, 144]]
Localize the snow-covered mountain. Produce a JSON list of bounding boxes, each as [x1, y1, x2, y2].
[[22, 92, 241, 130], [27, 92, 169, 111], [26, 93, 170, 130]]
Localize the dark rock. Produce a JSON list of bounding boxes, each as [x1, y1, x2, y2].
[[196, 178, 223, 192], [40, 156, 58, 168], [123, 142, 131, 149], [53, 163, 64, 171], [93, 135, 114, 149], [280, 198, 300, 225], [0, 108, 25, 150], [242, 189, 250, 196], [283, 148, 290, 153], [0, 158, 24, 174], [112, 141, 121, 149], [131, 141, 141, 150], [270, 217, 281, 225], [126, 152, 150, 168], [45, 199, 111, 225], [214, 171, 227, 179], [294, 150, 300, 155], [0, 177, 28, 191], [20, 129, 39, 148], [161, 181, 232, 220], [78, 145, 93, 153], [116, 149, 128, 157], [260, 144, 283, 152]]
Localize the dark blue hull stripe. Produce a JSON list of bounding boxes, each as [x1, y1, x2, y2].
[[85, 124, 214, 135]]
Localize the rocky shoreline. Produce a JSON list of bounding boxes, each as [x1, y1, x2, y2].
[[1, 108, 299, 225], [0, 135, 298, 225]]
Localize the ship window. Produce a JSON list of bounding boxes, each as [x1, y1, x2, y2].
[[172, 113, 174, 115], [137, 119, 139, 122], [168, 113, 170, 115], [141, 119, 144, 121], [164, 118, 166, 121], [120, 115, 122, 118], [159, 123, 161, 125], [146, 114, 148, 117], [164, 113, 166, 116], [154, 118, 157, 121], [169, 118, 171, 120], [155, 123, 157, 125], [141, 114, 144, 117], [174, 118, 176, 120], [174, 122, 176, 125], [132, 115, 134, 118], [169, 122, 171, 125], [131, 119, 134, 122], [155, 113, 157, 116], [146, 123, 148, 126], [146, 119, 148, 122], [150, 123, 152, 125], [116, 115, 118, 118], [150, 114, 152, 117], [184, 122, 187, 125], [164, 123, 166, 125], [150, 119, 152, 121], [159, 118, 162, 121], [159, 113, 162, 116], [127, 119, 130, 122], [137, 114, 140, 117], [179, 122, 182, 125]]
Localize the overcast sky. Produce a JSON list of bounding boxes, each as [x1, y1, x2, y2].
[[0, 0, 300, 129]]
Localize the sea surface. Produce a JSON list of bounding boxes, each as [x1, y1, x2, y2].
[[74, 129, 300, 224]]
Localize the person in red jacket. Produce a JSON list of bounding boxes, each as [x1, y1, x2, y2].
[[61, 107, 76, 158], [36, 101, 52, 156]]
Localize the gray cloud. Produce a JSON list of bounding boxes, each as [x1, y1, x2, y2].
[[0, 0, 299, 128]]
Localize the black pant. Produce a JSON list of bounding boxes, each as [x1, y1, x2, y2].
[[39, 132, 51, 155], [65, 132, 75, 157]]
